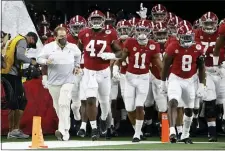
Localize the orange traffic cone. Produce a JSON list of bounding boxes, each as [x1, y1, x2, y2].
[[29, 116, 48, 148], [161, 113, 169, 143]]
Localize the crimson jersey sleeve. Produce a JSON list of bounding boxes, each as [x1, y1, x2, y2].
[[110, 28, 118, 43], [165, 42, 177, 57], [151, 40, 161, 55], [218, 23, 225, 36]]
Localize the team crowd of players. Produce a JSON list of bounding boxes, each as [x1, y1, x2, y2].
[[38, 3, 225, 144]]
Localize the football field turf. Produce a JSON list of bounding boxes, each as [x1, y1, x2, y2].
[[1, 135, 225, 150]]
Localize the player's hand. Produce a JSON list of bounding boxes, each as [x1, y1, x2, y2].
[[159, 81, 167, 96], [42, 75, 48, 89], [136, 3, 147, 19], [112, 65, 121, 81], [197, 83, 207, 98], [100, 52, 116, 60], [73, 67, 83, 76], [46, 58, 54, 65]]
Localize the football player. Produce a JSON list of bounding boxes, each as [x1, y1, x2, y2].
[[114, 20, 163, 142], [161, 24, 206, 144], [144, 22, 168, 137], [195, 12, 225, 141], [213, 20, 225, 132], [151, 4, 168, 23], [77, 10, 122, 141]]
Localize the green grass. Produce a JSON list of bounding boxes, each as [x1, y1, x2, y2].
[[66, 143, 225, 150], [2, 136, 225, 150]]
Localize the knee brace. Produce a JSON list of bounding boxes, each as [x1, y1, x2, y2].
[[184, 108, 193, 117], [204, 100, 216, 118], [168, 99, 178, 108], [71, 101, 81, 110]]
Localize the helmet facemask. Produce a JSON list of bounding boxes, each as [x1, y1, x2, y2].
[[154, 31, 168, 44], [168, 25, 177, 36], [88, 16, 105, 29], [135, 27, 150, 45], [70, 24, 85, 37], [178, 33, 195, 48], [202, 20, 217, 34], [117, 27, 132, 40], [152, 12, 167, 22]]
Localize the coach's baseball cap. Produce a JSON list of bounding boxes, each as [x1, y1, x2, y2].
[[26, 32, 38, 48]]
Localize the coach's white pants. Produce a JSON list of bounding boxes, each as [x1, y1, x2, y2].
[[48, 83, 74, 135], [71, 75, 82, 121], [124, 72, 149, 112], [144, 73, 167, 112]]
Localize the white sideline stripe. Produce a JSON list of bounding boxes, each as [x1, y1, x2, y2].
[[1, 141, 222, 149]]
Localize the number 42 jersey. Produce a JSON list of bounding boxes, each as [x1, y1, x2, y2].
[[78, 27, 118, 71], [166, 41, 204, 79]]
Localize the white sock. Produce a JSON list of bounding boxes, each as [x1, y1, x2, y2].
[[207, 121, 216, 127], [90, 121, 97, 129], [181, 114, 193, 139], [133, 120, 143, 139], [100, 102, 109, 120], [176, 126, 183, 134], [111, 118, 114, 127], [146, 119, 152, 125], [169, 127, 176, 135], [80, 122, 87, 131]]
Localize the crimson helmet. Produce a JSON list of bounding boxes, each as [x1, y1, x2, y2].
[[177, 25, 195, 48], [153, 22, 168, 44], [135, 20, 151, 45], [167, 16, 183, 36], [151, 4, 167, 23], [88, 10, 105, 29], [69, 15, 87, 36], [201, 12, 218, 34], [116, 20, 132, 40]]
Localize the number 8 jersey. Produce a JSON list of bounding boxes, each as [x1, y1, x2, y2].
[[166, 41, 204, 79], [78, 27, 118, 71], [124, 38, 160, 75]]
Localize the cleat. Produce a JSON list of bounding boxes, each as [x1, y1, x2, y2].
[[91, 128, 98, 141], [55, 130, 63, 141], [77, 129, 86, 138], [180, 137, 194, 144], [222, 120, 225, 133], [140, 135, 147, 140], [170, 134, 177, 143], [208, 136, 217, 142], [99, 117, 107, 135], [132, 137, 140, 143]]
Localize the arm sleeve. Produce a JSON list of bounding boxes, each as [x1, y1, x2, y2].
[[165, 42, 176, 57], [16, 39, 31, 63], [36, 45, 49, 65], [74, 45, 82, 67], [218, 23, 225, 36]]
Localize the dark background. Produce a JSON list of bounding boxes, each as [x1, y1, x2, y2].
[[24, 0, 225, 24]]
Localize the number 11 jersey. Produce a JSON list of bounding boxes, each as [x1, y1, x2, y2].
[[124, 38, 160, 75]]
